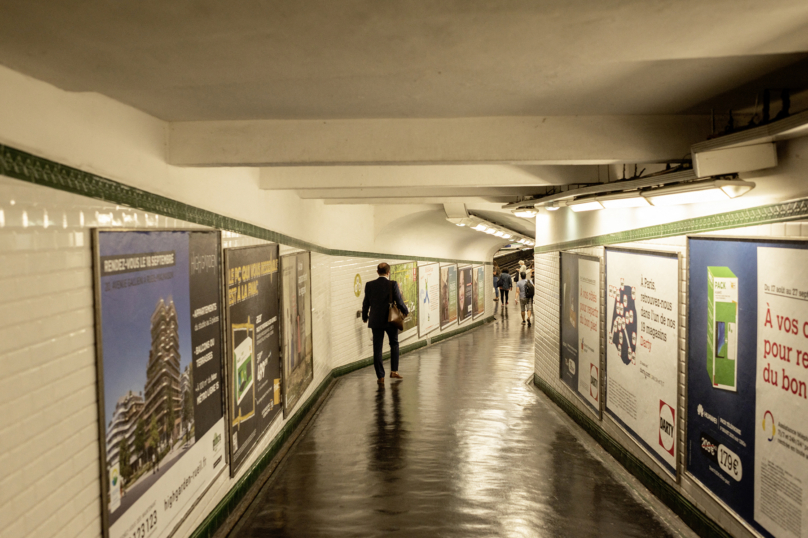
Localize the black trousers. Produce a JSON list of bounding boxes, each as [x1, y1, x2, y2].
[[372, 324, 400, 379], [500, 289, 509, 304]]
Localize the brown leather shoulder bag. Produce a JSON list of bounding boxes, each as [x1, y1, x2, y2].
[[388, 280, 405, 331]]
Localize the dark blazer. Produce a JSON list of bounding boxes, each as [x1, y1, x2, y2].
[[362, 277, 409, 329]]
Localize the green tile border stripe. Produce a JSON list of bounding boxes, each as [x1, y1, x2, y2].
[[532, 374, 732, 538], [190, 315, 494, 538], [0, 143, 486, 266], [534, 197, 808, 254]]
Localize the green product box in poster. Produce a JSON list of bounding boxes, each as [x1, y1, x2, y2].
[[707, 266, 738, 391]]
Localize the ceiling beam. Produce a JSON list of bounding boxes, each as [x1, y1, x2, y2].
[[259, 164, 600, 190], [169, 115, 710, 166], [295, 186, 555, 199], [322, 197, 518, 205]]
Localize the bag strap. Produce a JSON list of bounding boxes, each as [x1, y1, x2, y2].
[[389, 280, 394, 303]]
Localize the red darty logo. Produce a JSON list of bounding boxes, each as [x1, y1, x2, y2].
[[659, 400, 675, 456], [590, 364, 599, 401]]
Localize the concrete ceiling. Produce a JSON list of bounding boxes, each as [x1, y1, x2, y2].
[[2, 1, 807, 246], [0, 0, 806, 121]]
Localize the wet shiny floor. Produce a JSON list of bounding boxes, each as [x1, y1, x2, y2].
[[232, 307, 680, 537]]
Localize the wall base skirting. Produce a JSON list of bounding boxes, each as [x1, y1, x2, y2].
[[190, 316, 494, 538], [532, 374, 732, 538]]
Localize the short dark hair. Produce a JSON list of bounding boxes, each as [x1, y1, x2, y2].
[[503, 269, 509, 274], [377, 263, 390, 275], [521, 272, 526, 279]]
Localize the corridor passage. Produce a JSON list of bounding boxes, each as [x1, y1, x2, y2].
[[231, 308, 682, 538]]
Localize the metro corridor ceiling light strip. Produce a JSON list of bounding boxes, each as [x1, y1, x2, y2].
[[595, 191, 650, 209], [641, 179, 756, 207], [446, 215, 536, 245], [567, 198, 604, 212]]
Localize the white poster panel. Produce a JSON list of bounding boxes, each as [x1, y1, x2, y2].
[[755, 247, 808, 538], [577, 257, 601, 411], [418, 263, 440, 337], [605, 248, 679, 476]]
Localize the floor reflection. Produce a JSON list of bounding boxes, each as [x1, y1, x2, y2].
[[232, 317, 679, 538]]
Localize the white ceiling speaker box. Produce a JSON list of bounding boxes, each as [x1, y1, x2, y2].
[[692, 143, 777, 178]]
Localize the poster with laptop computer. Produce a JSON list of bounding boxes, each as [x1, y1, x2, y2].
[[559, 251, 601, 417], [605, 247, 679, 478], [688, 237, 808, 538], [93, 230, 226, 538], [280, 252, 314, 418], [224, 243, 281, 476]]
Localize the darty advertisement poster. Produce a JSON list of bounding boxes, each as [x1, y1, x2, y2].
[[560, 252, 601, 414], [418, 263, 440, 337], [473, 265, 486, 319], [280, 252, 314, 417], [440, 265, 458, 329], [224, 244, 281, 476], [458, 266, 473, 324], [390, 262, 418, 340], [93, 230, 226, 538], [688, 238, 808, 538], [605, 248, 679, 476]]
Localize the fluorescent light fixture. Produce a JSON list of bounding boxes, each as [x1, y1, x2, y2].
[[456, 223, 466, 226], [494, 231, 505, 237], [545, 202, 560, 211], [512, 208, 538, 218], [596, 191, 650, 209], [503, 234, 512, 239], [485, 228, 497, 234], [642, 179, 755, 207], [568, 198, 604, 212], [473, 224, 488, 231]]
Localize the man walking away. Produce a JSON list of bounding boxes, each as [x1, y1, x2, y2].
[[516, 271, 535, 326], [362, 263, 409, 385], [498, 269, 513, 306]]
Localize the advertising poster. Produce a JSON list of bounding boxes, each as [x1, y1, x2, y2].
[[224, 244, 281, 476], [390, 262, 418, 340], [560, 252, 601, 415], [605, 248, 679, 477], [473, 265, 486, 319], [458, 266, 473, 323], [440, 264, 458, 329], [688, 238, 808, 538], [93, 230, 226, 538], [280, 252, 314, 417], [418, 263, 440, 337]]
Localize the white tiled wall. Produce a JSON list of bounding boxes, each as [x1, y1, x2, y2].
[[0, 175, 494, 538], [533, 223, 808, 538]]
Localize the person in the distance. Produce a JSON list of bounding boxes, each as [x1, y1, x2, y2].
[[362, 263, 409, 385]]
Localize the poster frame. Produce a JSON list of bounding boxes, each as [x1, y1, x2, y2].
[[558, 251, 603, 420], [91, 228, 227, 538], [223, 243, 283, 477], [390, 261, 418, 342], [280, 251, 315, 419], [457, 264, 474, 325], [417, 262, 440, 339], [684, 234, 808, 538], [472, 264, 486, 320], [603, 246, 681, 481], [439, 263, 458, 330]]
